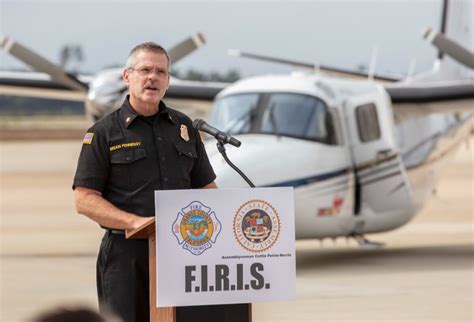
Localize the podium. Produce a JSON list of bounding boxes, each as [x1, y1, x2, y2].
[[126, 217, 252, 322]]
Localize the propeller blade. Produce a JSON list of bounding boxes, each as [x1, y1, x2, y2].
[[423, 28, 474, 69], [167, 33, 206, 65], [0, 36, 88, 92]]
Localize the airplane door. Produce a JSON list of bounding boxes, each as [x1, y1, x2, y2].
[[343, 92, 414, 233]]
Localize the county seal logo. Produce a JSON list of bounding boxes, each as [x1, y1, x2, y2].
[[172, 201, 221, 255], [233, 199, 280, 252]]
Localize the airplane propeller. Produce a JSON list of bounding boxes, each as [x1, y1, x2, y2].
[[423, 28, 474, 69], [0, 36, 89, 92], [1, 32, 208, 96], [168, 33, 206, 65]]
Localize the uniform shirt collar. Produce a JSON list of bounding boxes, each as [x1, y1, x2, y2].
[[120, 96, 175, 128]]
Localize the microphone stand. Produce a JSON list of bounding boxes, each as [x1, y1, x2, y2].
[[216, 140, 255, 188]]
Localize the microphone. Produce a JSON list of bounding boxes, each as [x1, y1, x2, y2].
[[193, 119, 241, 147]]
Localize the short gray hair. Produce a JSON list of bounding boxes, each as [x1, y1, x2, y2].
[[125, 42, 170, 69]]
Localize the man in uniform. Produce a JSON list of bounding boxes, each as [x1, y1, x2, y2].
[[72, 42, 218, 322]]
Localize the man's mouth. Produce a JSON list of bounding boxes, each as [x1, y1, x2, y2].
[[144, 86, 158, 92]]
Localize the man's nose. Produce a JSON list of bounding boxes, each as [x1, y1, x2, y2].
[[147, 73, 159, 80]]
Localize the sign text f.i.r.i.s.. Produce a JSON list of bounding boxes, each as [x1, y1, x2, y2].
[[185, 263, 270, 293]]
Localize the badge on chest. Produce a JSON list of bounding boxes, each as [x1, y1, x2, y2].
[[180, 124, 190, 142]]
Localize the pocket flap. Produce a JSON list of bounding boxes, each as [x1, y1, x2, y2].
[[174, 141, 197, 158], [110, 148, 147, 164]]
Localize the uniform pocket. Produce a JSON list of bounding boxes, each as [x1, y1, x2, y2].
[[109, 148, 148, 189], [174, 141, 197, 187]]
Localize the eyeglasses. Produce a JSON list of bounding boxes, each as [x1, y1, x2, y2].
[[128, 67, 169, 77]]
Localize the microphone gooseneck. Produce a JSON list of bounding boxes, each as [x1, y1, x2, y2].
[[193, 118, 254, 187]]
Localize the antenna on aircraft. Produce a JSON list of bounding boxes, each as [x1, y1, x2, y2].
[[227, 49, 241, 57], [368, 45, 379, 81], [406, 58, 417, 81]]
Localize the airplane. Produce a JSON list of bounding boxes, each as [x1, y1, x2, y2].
[[1, 0, 472, 247], [0, 33, 227, 121], [201, 0, 474, 246]]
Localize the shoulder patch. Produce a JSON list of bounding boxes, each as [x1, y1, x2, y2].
[[82, 132, 94, 145]]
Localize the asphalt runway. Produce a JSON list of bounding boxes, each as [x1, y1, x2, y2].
[[1, 137, 472, 322]]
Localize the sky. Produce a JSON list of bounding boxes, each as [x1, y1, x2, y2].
[[0, 0, 447, 78]]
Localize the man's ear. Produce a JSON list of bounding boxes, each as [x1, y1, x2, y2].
[[122, 68, 130, 86]]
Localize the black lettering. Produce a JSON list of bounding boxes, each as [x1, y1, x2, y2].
[[237, 263, 244, 290], [201, 265, 208, 292], [185, 266, 196, 293], [215, 264, 230, 291], [250, 263, 265, 290]]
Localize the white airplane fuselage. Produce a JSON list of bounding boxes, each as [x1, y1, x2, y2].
[[204, 73, 472, 240]]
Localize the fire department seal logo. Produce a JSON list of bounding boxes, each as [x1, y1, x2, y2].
[[172, 201, 221, 255], [233, 199, 280, 252]]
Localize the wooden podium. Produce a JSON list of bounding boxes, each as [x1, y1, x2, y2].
[[126, 217, 252, 322]]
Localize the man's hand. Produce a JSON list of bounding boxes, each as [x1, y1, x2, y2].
[[200, 181, 217, 189], [131, 216, 155, 230]]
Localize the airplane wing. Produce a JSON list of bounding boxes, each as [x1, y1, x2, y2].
[[0, 70, 227, 102], [388, 80, 474, 122], [0, 70, 90, 101], [228, 49, 401, 82], [387, 80, 474, 103]]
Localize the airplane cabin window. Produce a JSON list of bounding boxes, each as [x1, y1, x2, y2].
[[355, 103, 381, 142], [211, 94, 259, 134], [211, 93, 336, 144], [260, 93, 335, 144]]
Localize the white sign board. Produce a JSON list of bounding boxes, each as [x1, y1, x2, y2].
[[155, 187, 295, 307]]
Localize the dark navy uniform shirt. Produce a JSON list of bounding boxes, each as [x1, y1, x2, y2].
[[73, 97, 216, 217]]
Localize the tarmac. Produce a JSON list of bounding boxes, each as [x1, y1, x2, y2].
[[0, 133, 473, 322]]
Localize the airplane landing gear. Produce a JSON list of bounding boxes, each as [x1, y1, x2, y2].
[[353, 235, 385, 249]]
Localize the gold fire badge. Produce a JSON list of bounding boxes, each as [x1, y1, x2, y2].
[[180, 124, 190, 141]]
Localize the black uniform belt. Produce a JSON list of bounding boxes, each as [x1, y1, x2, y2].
[[106, 229, 125, 235]]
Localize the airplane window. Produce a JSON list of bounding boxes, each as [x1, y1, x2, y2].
[[260, 93, 333, 143], [355, 103, 381, 142], [211, 94, 259, 134]]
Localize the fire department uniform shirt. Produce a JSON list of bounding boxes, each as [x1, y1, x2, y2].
[[73, 97, 216, 217]]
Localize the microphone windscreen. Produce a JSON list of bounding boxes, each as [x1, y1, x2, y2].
[[192, 118, 204, 130]]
